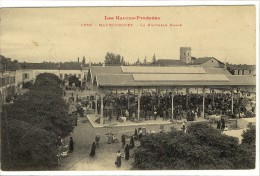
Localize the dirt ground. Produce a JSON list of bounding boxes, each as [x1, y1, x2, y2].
[[54, 90, 180, 170]]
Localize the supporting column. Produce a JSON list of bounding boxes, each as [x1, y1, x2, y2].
[[95, 93, 98, 116], [231, 88, 234, 114], [171, 88, 174, 120], [212, 89, 215, 105], [127, 89, 130, 110], [186, 88, 189, 110], [202, 87, 205, 119], [158, 88, 160, 107], [137, 89, 141, 120], [100, 93, 104, 125], [115, 89, 118, 104]]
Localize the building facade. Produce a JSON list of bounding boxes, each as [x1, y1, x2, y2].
[[227, 64, 256, 76], [0, 68, 89, 106], [0, 71, 16, 106], [156, 47, 225, 68]]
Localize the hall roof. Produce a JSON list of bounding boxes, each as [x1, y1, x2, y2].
[[95, 74, 255, 87], [89, 66, 255, 89], [155, 59, 187, 66]]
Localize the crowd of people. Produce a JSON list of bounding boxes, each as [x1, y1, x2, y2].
[[86, 90, 255, 122], [56, 87, 256, 168], [87, 128, 143, 168]]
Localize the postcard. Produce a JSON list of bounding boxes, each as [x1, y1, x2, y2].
[[0, 3, 259, 176]]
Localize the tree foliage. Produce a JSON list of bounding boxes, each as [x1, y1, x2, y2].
[[152, 54, 157, 64], [241, 124, 256, 145], [1, 73, 74, 170], [133, 122, 255, 170], [68, 75, 81, 87], [104, 52, 125, 65]]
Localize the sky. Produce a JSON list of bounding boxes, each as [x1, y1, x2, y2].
[[1, 6, 256, 65]]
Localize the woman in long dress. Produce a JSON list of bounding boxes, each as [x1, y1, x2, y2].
[[69, 136, 75, 153], [124, 144, 130, 160], [115, 150, 121, 167], [130, 135, 135, 149], [89, 142, 96, 157]]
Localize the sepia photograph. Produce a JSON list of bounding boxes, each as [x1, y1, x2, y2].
[[0, 3, 258, 175]]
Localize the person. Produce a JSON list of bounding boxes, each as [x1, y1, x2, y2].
[[224, 126, 229, 131], [125, 109, 129, 120], [112, 134, 117, 143], [130, 135, 135, 149], [154, 110, 157, 120], [124, 144, 130, 160], [108, 110, 112, 121], [194, 111, 198, 121], [107, 132, 113, 144], [115, 150, 121, 167], [132, 112, 136, 121], [76, 94, 79, 102], [163, 110, 167, 121], [74, 116, 78, 126], [138, 128, 143, 140], [134, 128, 138, 136], [221, 118, 225, 130], [56, 151, 61, 165], [217, 119, 221, 129], [89, 142, 96, 157], [182, 121, 186, 132], [121, 133, 126, 148], [95, 134, 100, 148], [57, 136, 62, 148], [69, 136, 75, 153]]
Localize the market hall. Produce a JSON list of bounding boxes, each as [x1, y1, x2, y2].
[[85, 66, 256, 127]]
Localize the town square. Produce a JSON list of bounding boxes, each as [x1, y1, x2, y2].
[[0, 5, 258, 173]]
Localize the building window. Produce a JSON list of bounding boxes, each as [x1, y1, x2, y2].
[[78, 74, 81, 79], [65, 74, 68, 79], [188, 53, 189, 56], [60, 74, 63, 79]]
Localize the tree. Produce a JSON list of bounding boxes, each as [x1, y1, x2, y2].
[[1, 73, 74, 170], [82, 56, 86, 65], [68, 75, 81, 87], [120, 57, 125, 65], [4, 120, 57, 168], [104, 52, 125, 65], [241, 124, 256, 145], [133, 122, 255, 170], [143, 56, 147, 65], [135, 58, 140, 65], [152, 54, 157, 64]]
